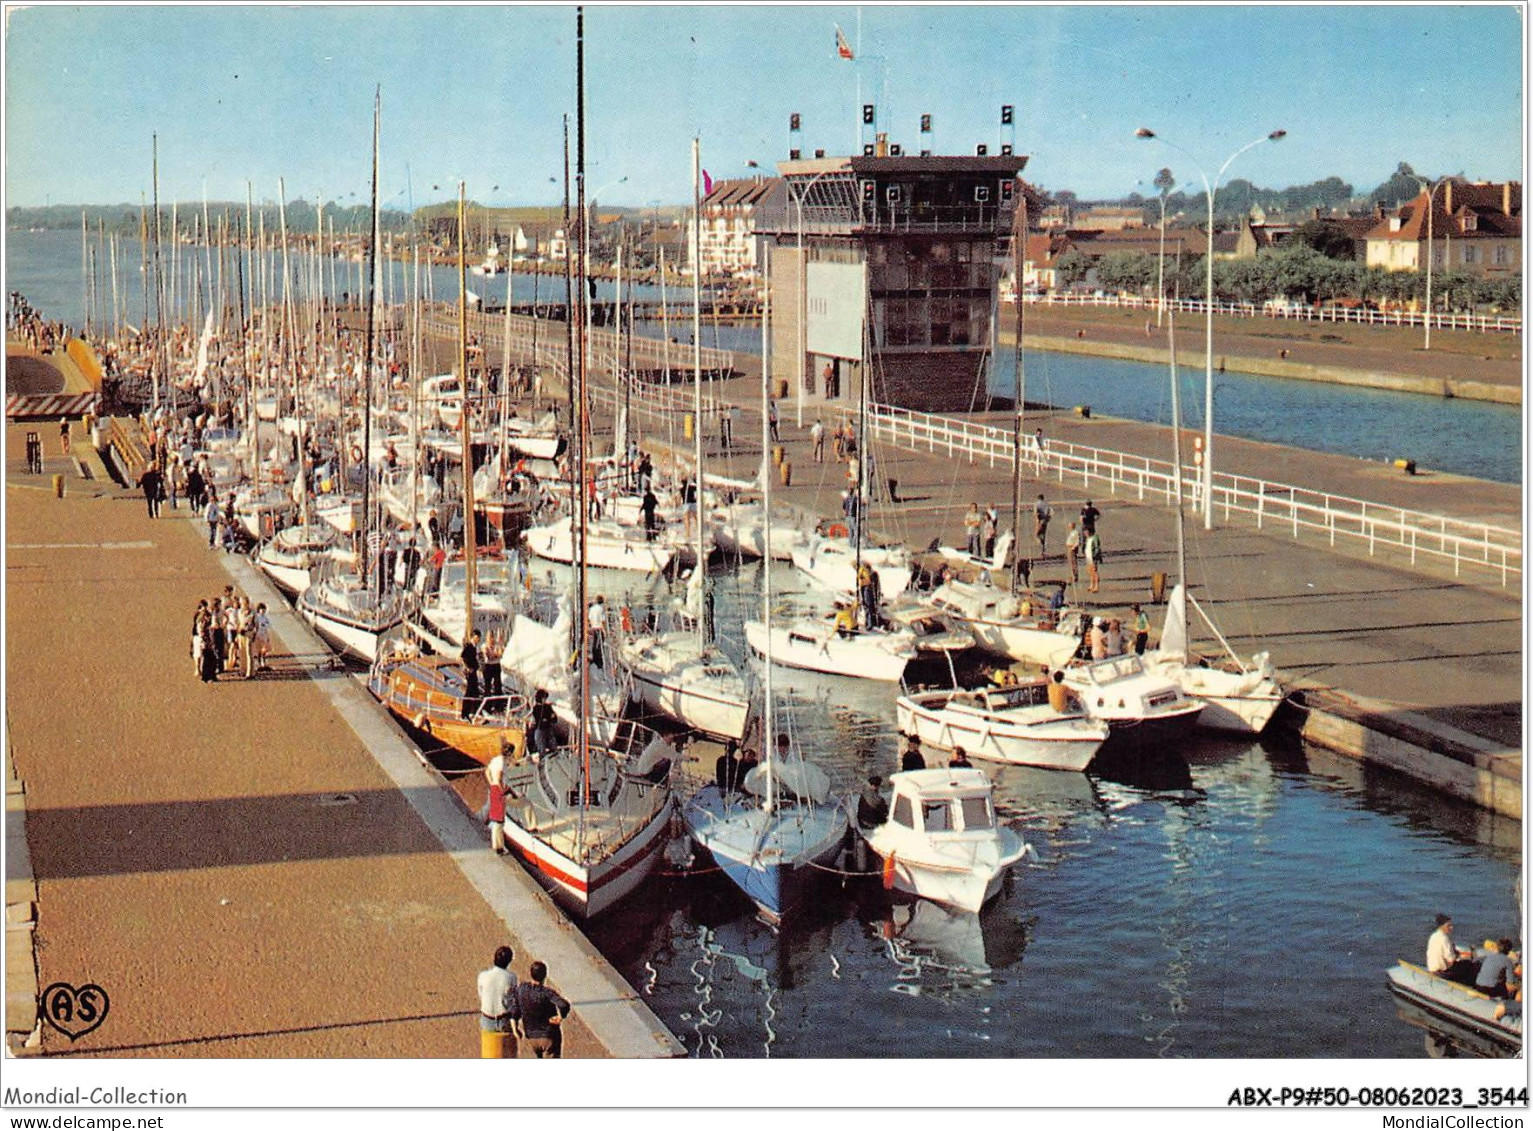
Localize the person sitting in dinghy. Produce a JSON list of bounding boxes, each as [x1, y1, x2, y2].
[[1426, 913, 1477, 985]]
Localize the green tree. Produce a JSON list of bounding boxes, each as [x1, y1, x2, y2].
[[1055, 248, 1091, 287]]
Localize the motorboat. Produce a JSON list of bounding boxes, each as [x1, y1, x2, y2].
[[499, 721, 675, 918], [937, 530, 1013, 574], [1386, 960, 1522, 1056], [368, 644, 528, 765], [791, 535, 911, 599], [927, 575, 1079, 668], [232, 483, 296, 541], [313, 491, 362, 535], [255, 522, 338, 596], [709, 500, 806, 561], [861, 768, 1031, 913], [896, 681, 1110, 772], [1061, 653, 1205, 747], [419, 556, 522, 647], [744, 613, 916, 683]]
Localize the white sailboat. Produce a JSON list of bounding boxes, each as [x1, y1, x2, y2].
[[744, 612, 916, 683], [682, 225, 848, 925], [926, 574, 1079, 668], [256, 521, 337, 596]]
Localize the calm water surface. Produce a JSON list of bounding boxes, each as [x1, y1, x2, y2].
[[559, 561, 1520, 1059]]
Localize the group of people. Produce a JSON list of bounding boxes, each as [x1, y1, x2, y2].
[[1087, 604, 1151, 659], [7, 291, 68, 352], [476, 945, 572, 1059], [1426, 912, 1521, 1019], [191, 586, 272, 682], [457, 629, 507, 719]]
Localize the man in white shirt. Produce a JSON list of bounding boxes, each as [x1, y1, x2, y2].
[[477, 945, 519, 1058], [1426, 913, 1471, 982]]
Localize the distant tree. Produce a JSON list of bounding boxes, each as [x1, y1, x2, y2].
[[1368, 162, 1428, 208], [1294, 219, 1358, 260], [1054, 248, 1091, 287]]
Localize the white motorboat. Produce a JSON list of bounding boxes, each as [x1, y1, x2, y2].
[[618, 630, 751, 742], [1061, 652, 1205, 748], [896, 682, 1110, 772], [523, 514, 676, 573], [744, 614, 915, 683], [791, 536, 911, 599], [936, 529, 1014, 575], [1144, 584, 1285, 735], [861, 768, 1031, 913], [419, 556, 522, 647], [927, 576, 1079, 668], [500, 723, 674, 919], [298, 574, 407, 663], [255, 522, 338, 596], [232, 484, 296, 541], [709, 500, 806, 561], [313, 492, 362, 535], [504, 412, 565, 461]]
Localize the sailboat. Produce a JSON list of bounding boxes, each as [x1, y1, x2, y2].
[[617, 139, 752, 743], [498, 17, 673, 918], [370, 184, 530, 767], [683, 234, 849, 925], [1140, 308, 1284, 735]]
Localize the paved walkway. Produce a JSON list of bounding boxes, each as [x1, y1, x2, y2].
[[3, 424, 678, 1058]]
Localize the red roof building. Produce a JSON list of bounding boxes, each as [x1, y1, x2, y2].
[[1365, 181, 1521, 277]]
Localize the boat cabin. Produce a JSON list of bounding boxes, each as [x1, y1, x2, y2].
[[888, 769, 996, 835]]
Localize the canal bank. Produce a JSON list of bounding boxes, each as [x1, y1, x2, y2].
[[3, 422, 681, 1058]]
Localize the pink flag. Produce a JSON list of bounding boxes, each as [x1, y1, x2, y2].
[[702, 170, 714, 196]]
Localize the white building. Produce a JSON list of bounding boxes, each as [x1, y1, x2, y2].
[[687, 177, 779, 279]]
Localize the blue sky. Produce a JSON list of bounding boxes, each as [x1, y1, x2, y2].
[[3, 4, 1524, 209]]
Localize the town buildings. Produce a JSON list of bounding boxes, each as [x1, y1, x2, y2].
[[1364, 181, 1521, 278]]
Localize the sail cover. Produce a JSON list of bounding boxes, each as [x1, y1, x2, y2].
[[1159, 583, 1188, 662]]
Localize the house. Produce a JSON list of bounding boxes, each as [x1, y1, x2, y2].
[[1365, 180, 1521, 277], [689, 176, 780, 279], [1073, 205, 1145, 231], [1236, 209, 1385, 262]]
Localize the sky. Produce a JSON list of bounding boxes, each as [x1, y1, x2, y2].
[[2, 3, 1525, 211]]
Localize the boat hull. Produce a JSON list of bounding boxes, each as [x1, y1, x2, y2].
[[744, 620, 910, 682], [895, 695, 1103, 772], [626, 663, 750, 742], [1386, 961, 1522, 1055]]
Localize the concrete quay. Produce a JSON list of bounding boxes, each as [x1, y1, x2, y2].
[[3, 423, 682, 1058]]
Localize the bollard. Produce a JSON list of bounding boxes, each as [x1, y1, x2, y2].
[[771, 445, 785, 467], [773, 378, 789, 400], [1151, 570, 1167, 604], [1075, 405, 1092, 419], [683, 412, 695, 441], [1393, 458, 1417, 475], [779, 459, 792, 487], [52, 474, 65, 499], [887, 477, 899, 503]]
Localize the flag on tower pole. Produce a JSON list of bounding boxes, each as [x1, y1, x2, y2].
[[835, 24, 854, 59]]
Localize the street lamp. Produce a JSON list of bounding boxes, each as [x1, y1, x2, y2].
[[1136, 127, 1286, 529], [1407, 176, 1449, 351], [1153, 167, 1175, 327]]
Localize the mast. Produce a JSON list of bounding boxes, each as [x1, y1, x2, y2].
[[277, 180, 294, 434], [363, 88, 381, 597], [458, 182, 477, 642], [690, 138, 705, 645], [759, 241, 776, 814], [151, 134, 165, 410], [1168, 305, 1188, 644], [80, 210, 89, 339], [1009, 188, 1027, 593], [574, 4, 591, 845], [561, 115, 575, 432]]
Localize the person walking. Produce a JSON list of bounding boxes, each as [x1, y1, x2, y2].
[[810, 419, 825, 463], [767, 398, 780, 443], [1131, 604, 1150, 655], [477, 946, 519, 1059], [514, 960, 571, 1058], [1033, 494, 1052, 555], [252, 603, 273, 672], [1079, 498, 1100, 537], [191, 599, 209, 676], [832, 423, 845, 462], [1085, 529, 1102, 593], [485, 742, 510, 855], [138, 461, 164, 519], [1064, 522, 1081, 584], [198, 606, 222, 683]]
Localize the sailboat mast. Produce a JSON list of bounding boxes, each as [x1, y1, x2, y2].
[[575, 5, 591, 823], [1009, 189, 1027, 592], [759, 242, 776, 814], [1167, 305, 1188, 640], [691, 138, 705, 644], [151, 134, 165, 410], [561, 115, 575, 434], [458, 183, 477, 641], [362, 89, 381, 596]]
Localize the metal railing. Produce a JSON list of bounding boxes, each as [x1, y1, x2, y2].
[[1024, 292, 1522, 334], [854, 402, 1522, 587]]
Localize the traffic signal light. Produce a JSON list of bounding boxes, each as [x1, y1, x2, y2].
[[1001, 105, 1014, 126], [920, 114, 932, 133], [789, 113, 801, 132], [862, 104, 875, 125]]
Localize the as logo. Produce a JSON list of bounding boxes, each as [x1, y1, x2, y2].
[[41, 982, 110, 1041]]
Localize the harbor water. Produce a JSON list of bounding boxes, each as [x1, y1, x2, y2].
[[559, 560, 1520, 1059]]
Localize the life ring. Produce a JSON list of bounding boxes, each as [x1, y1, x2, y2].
[[351, 444, 363, 464], [827, 522, 849, 539]]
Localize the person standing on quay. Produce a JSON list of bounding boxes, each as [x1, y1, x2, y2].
[[198, 605, 222, 683], [138, 460, 164, 519], [461, 630, 482, 720], [1034, 494, 1052, 555], [1084, 528, 1102, 593], [811, 419, 825, 463], [1064, 522, 1081, 584], [477, 946, 519, 1058], [1131, 604, 1150, 655], [514, 960, 571, 1058], [252, 603, 273, 673]]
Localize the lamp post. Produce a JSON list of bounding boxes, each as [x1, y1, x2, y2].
[[1153, 167, 1175, 327], [1408, 176, 1449, 351], [1136, 127, 1285, 529]]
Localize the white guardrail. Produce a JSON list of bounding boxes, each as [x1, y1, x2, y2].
[[1024, 292, 1522, 335], [858, 402, 1522, 587]]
